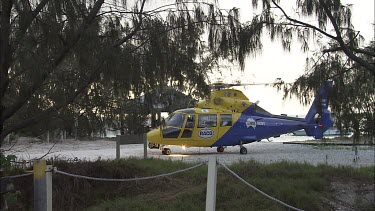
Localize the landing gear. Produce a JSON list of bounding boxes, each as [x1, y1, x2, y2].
[[240, 146, 247, 155], [148, 142, 160, 149], [217, 146, 225, 153], [239, 141, 248, 155], [162, 148, 171, 155]]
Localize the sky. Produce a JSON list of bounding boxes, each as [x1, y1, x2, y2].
[[141, 0, 374, 116], [207, 0, 374, 116]]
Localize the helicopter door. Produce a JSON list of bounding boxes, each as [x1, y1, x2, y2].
[[218, 114, 232, 138], [162, 113, 185, 138], [195, 114, 218, 142], [181, 114, 196, 138]]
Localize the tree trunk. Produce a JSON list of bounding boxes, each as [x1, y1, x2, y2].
[[352, 118, 360, 144], [151, 111, 156, 128]]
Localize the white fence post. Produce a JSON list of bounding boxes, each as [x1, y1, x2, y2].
[[205, 156, 217, 211], [33, 160, 52, 211], [46, 164, 52, 210]]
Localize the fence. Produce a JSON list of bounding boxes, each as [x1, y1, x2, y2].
[[0, 157, 304, 211], [115, 134, 147, 159]]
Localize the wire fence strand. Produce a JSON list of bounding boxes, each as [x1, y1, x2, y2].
[[0, 173, 33, 180], [54, 162, 206, 182], [219, 162, 304, 211]]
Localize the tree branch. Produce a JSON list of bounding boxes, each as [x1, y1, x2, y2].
[[11, 0, 50, 56], [1, 0, 105, 123], [113, 0, 147, 47], [319, 0, 375, 74], [1, 0, 13, 97], [1, 59, 106, 140], [323, 46, 375, 57], [271, 0, 337, 40], [2, 0, 150, 140]]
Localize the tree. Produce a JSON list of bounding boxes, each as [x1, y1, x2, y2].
[[1, 0, 141, 141], [226, 0, 374, 74], [211, 0, 374, 139], [275, 42, 374, 141], [237, 0, 375, 140], [0, 0, 242, 143], [143, 87, 194, 128]]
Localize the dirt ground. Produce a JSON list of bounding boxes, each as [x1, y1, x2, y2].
[[325, 180, 374, 210]]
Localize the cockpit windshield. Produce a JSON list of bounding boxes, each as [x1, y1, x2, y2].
[[165, 113, 186, 128]]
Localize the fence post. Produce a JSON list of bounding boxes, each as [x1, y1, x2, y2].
[[46, 131, 50, 143], [0, 169, 9, 210], [33, 160, 52, 211], [116, 136, 120, 160], [22, 160, 26, 170], [205, 156, 217, 211], [143, 133, 147, 159]]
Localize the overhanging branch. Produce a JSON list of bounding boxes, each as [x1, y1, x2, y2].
[[113, 0, 147, 47], [319, 0, 375, 74], [323, 46, 375, 57], [1, 0, 105, 123], [11, 0, 50, 56], [271, 0, 337, 40], [2, 0, 149, 139], [1, 59, 106, 140]]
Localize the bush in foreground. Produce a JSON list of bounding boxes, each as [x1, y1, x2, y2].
[[3, 158, 374, 210]]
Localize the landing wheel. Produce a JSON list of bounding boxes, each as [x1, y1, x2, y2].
[[240, 147, 247, 155], [217, 146, 224, 153], [163, 148, 171, 155], [148, 142, 160, 149]]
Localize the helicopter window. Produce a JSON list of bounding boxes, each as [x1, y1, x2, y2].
[[166, 113, 186, 128], [185, 114, 196, 128], [162, 127, 181, 138], [220, 114, 232, 126], [198, 114, 217, 128], [181, 129, 193, 138]]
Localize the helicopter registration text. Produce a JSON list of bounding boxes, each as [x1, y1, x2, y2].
[[198, 128, 214, 139]]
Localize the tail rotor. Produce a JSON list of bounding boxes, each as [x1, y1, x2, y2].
[[304, 81, 334, 139]]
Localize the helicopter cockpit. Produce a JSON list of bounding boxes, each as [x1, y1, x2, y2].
[[162, 109, 197, 139], [159, 108, 233, 141], [165, 112, 186, 128]]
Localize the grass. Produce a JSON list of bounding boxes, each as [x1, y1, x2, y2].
[[216, 161, 330, 210], [4, 158, 374, 211]]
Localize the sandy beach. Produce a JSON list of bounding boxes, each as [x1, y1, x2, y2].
[[2, 135, 374, 167]]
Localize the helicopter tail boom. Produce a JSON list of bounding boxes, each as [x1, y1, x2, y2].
[[304, 81, 334, 139]]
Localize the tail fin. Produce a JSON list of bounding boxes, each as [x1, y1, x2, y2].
[[304, 81, 334, 139]]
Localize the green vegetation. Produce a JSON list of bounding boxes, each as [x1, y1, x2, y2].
[[4, 158, 374, 210], [0, 154, 17, 170]]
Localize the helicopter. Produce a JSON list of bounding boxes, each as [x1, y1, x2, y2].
[[147, 81, 334, 155]]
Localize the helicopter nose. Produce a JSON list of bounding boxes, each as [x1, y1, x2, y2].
[[147, 128, 162, 143]]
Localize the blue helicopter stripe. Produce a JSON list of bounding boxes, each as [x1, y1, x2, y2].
[[211, 108, 306, 147]]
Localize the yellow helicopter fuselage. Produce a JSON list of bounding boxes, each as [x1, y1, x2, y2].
[[147, 89, 255, 147], [147, 82, 334, 155]]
